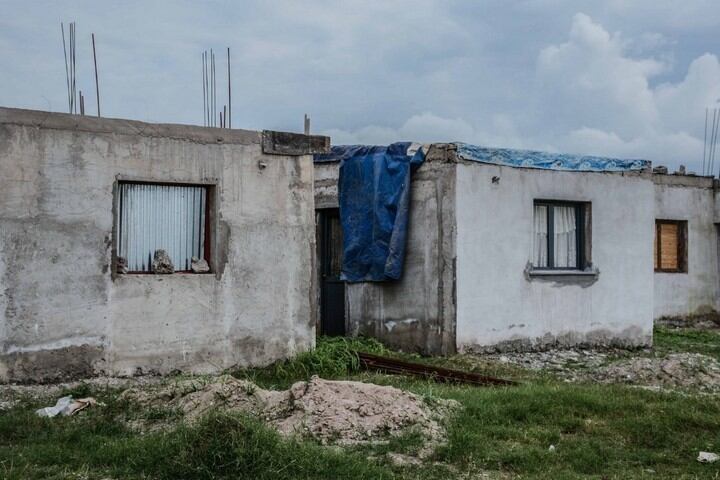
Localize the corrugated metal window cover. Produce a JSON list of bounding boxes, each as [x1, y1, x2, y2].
[[117, 183, 207, 272]]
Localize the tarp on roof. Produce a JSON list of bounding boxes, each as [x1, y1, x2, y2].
[[314, 143, 425, 282], [456, 142, 650, 172]]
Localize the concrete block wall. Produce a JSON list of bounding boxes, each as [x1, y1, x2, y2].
[[653, 174, 719, 317], [313, 147, 457, 355], [0, 107, 321, 382], [454, 162, 655, 351]]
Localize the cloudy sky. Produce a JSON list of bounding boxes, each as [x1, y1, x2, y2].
[[1, 1, 719, 172]]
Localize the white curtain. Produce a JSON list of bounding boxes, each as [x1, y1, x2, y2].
[[533, 205, 548, 267], [553, 206, 577, 268]]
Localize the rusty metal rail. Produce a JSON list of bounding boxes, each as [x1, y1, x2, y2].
[[357, 352, 517, 386]]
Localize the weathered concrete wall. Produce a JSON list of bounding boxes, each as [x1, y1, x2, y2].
[[0, 107, 320, 382], [653, 174, 719, 317], [313, 147, 457, 354], [455, 162, 655, 351]]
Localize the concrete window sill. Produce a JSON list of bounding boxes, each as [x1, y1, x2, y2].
[[525, 267, 600, 284], [527, 268, 599, 279], [113, 272, 218, 281], [118, 272, 213, 275]]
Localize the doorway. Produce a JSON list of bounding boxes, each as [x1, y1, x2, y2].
[[318, 209, 346, 336]]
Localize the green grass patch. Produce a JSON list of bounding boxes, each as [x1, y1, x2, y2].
[[4, 336, 720, 479], [0, 408, 394, 480], [654, 326, 720, 360], [232, 336, 388, 388]]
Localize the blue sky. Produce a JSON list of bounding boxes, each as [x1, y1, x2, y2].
[[1, 1, 719, 171]]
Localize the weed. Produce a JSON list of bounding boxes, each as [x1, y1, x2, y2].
[[233, 336, 388, 389], [4, 335, 720, 479]]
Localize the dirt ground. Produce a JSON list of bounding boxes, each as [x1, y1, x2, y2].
[[121, 374, 459, 455], [3, 324, 719, 479], [481, 320, 720, 392], [484, 350, 720, 392]]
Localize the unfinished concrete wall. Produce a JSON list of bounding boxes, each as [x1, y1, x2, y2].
[[653, 174, 719, 318], [455, 162, 654, 351], [313, 147, 457, 354], [0, 107, 322, 382]]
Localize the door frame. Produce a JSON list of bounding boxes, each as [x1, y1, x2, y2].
[[316, 208, 347, 336]]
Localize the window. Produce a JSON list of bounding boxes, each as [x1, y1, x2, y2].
[[654, 220, 687, 273], [533, 201, 588, 270], [116, 182, 210, 273]]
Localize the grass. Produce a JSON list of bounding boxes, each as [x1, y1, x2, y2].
[[0, 407, 393, 480], [654, 325, 720, 360], [2, 334, 720, 479], [231, 336, 389, 389]]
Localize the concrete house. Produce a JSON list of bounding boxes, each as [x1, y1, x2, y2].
[[0, 107, 329, 382], [314, 143, 720, 355], [653, 173, 720, 318], [3, 105, 718, 382]]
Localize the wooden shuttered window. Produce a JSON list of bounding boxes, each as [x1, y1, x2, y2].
[[654, 220, 687, 273]]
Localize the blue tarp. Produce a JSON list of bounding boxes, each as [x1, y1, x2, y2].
[[315, 143, 425, 282], [314, 141, 648, 283], [456, 143, 650, 172]]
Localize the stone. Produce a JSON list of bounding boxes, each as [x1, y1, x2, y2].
[[191, 256, 210, 273], [151, 249, 174, 274], [387, 452, 423, 466], [116, 256, 128, 274]]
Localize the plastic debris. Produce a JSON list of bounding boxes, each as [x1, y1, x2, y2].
[[698, 452, 719, 463], [36, 396, 100, 417]]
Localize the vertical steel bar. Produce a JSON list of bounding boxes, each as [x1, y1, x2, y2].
[[703, 108, 708, 175], [202, 52, 207, 126], [92, 33, 100, 117], [227, 47, 231, 128], [61, 23, 71, 113]]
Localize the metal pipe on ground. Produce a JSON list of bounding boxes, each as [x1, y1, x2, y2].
[[356, 351, 517, 386]]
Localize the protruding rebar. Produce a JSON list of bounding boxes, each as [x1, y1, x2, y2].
[[92, 33, 100, 117], [227, 47, 231, 129]]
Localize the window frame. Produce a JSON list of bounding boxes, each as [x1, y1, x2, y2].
[[113, 179, 215, 275], [533, 200, 587, 271], [654, 219, 688, 274]]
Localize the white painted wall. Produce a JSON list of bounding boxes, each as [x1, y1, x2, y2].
[[455, 162, 654, 351], [653, 176, 719, 317]]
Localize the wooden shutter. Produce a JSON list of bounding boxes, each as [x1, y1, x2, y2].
[[658, 223, 679, 270], [655, 220, 686, 273]]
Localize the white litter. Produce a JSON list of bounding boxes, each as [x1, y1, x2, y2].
[[697, 451, 719, 463], [36, 396, 100, 417]]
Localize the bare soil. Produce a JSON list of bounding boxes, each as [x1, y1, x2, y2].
[[121, 375, 459, 455], [484, 349, 720, 392]]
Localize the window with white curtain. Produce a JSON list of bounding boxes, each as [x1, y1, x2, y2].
[[533, 201, 586, 270]]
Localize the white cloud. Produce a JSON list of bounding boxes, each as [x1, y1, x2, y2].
[[533, 13, 720, 171], [327, 13, 720, 172], [1, 3, 719, 171]]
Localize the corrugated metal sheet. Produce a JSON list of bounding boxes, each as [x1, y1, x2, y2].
[[117, 183, 206, 272]]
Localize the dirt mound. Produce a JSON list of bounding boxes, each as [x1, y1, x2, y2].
[[591, 353, 720, 392], [122, 375, 459, 454]]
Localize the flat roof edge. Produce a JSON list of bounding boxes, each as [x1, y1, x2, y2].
[[0, 107, 328, 153]]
